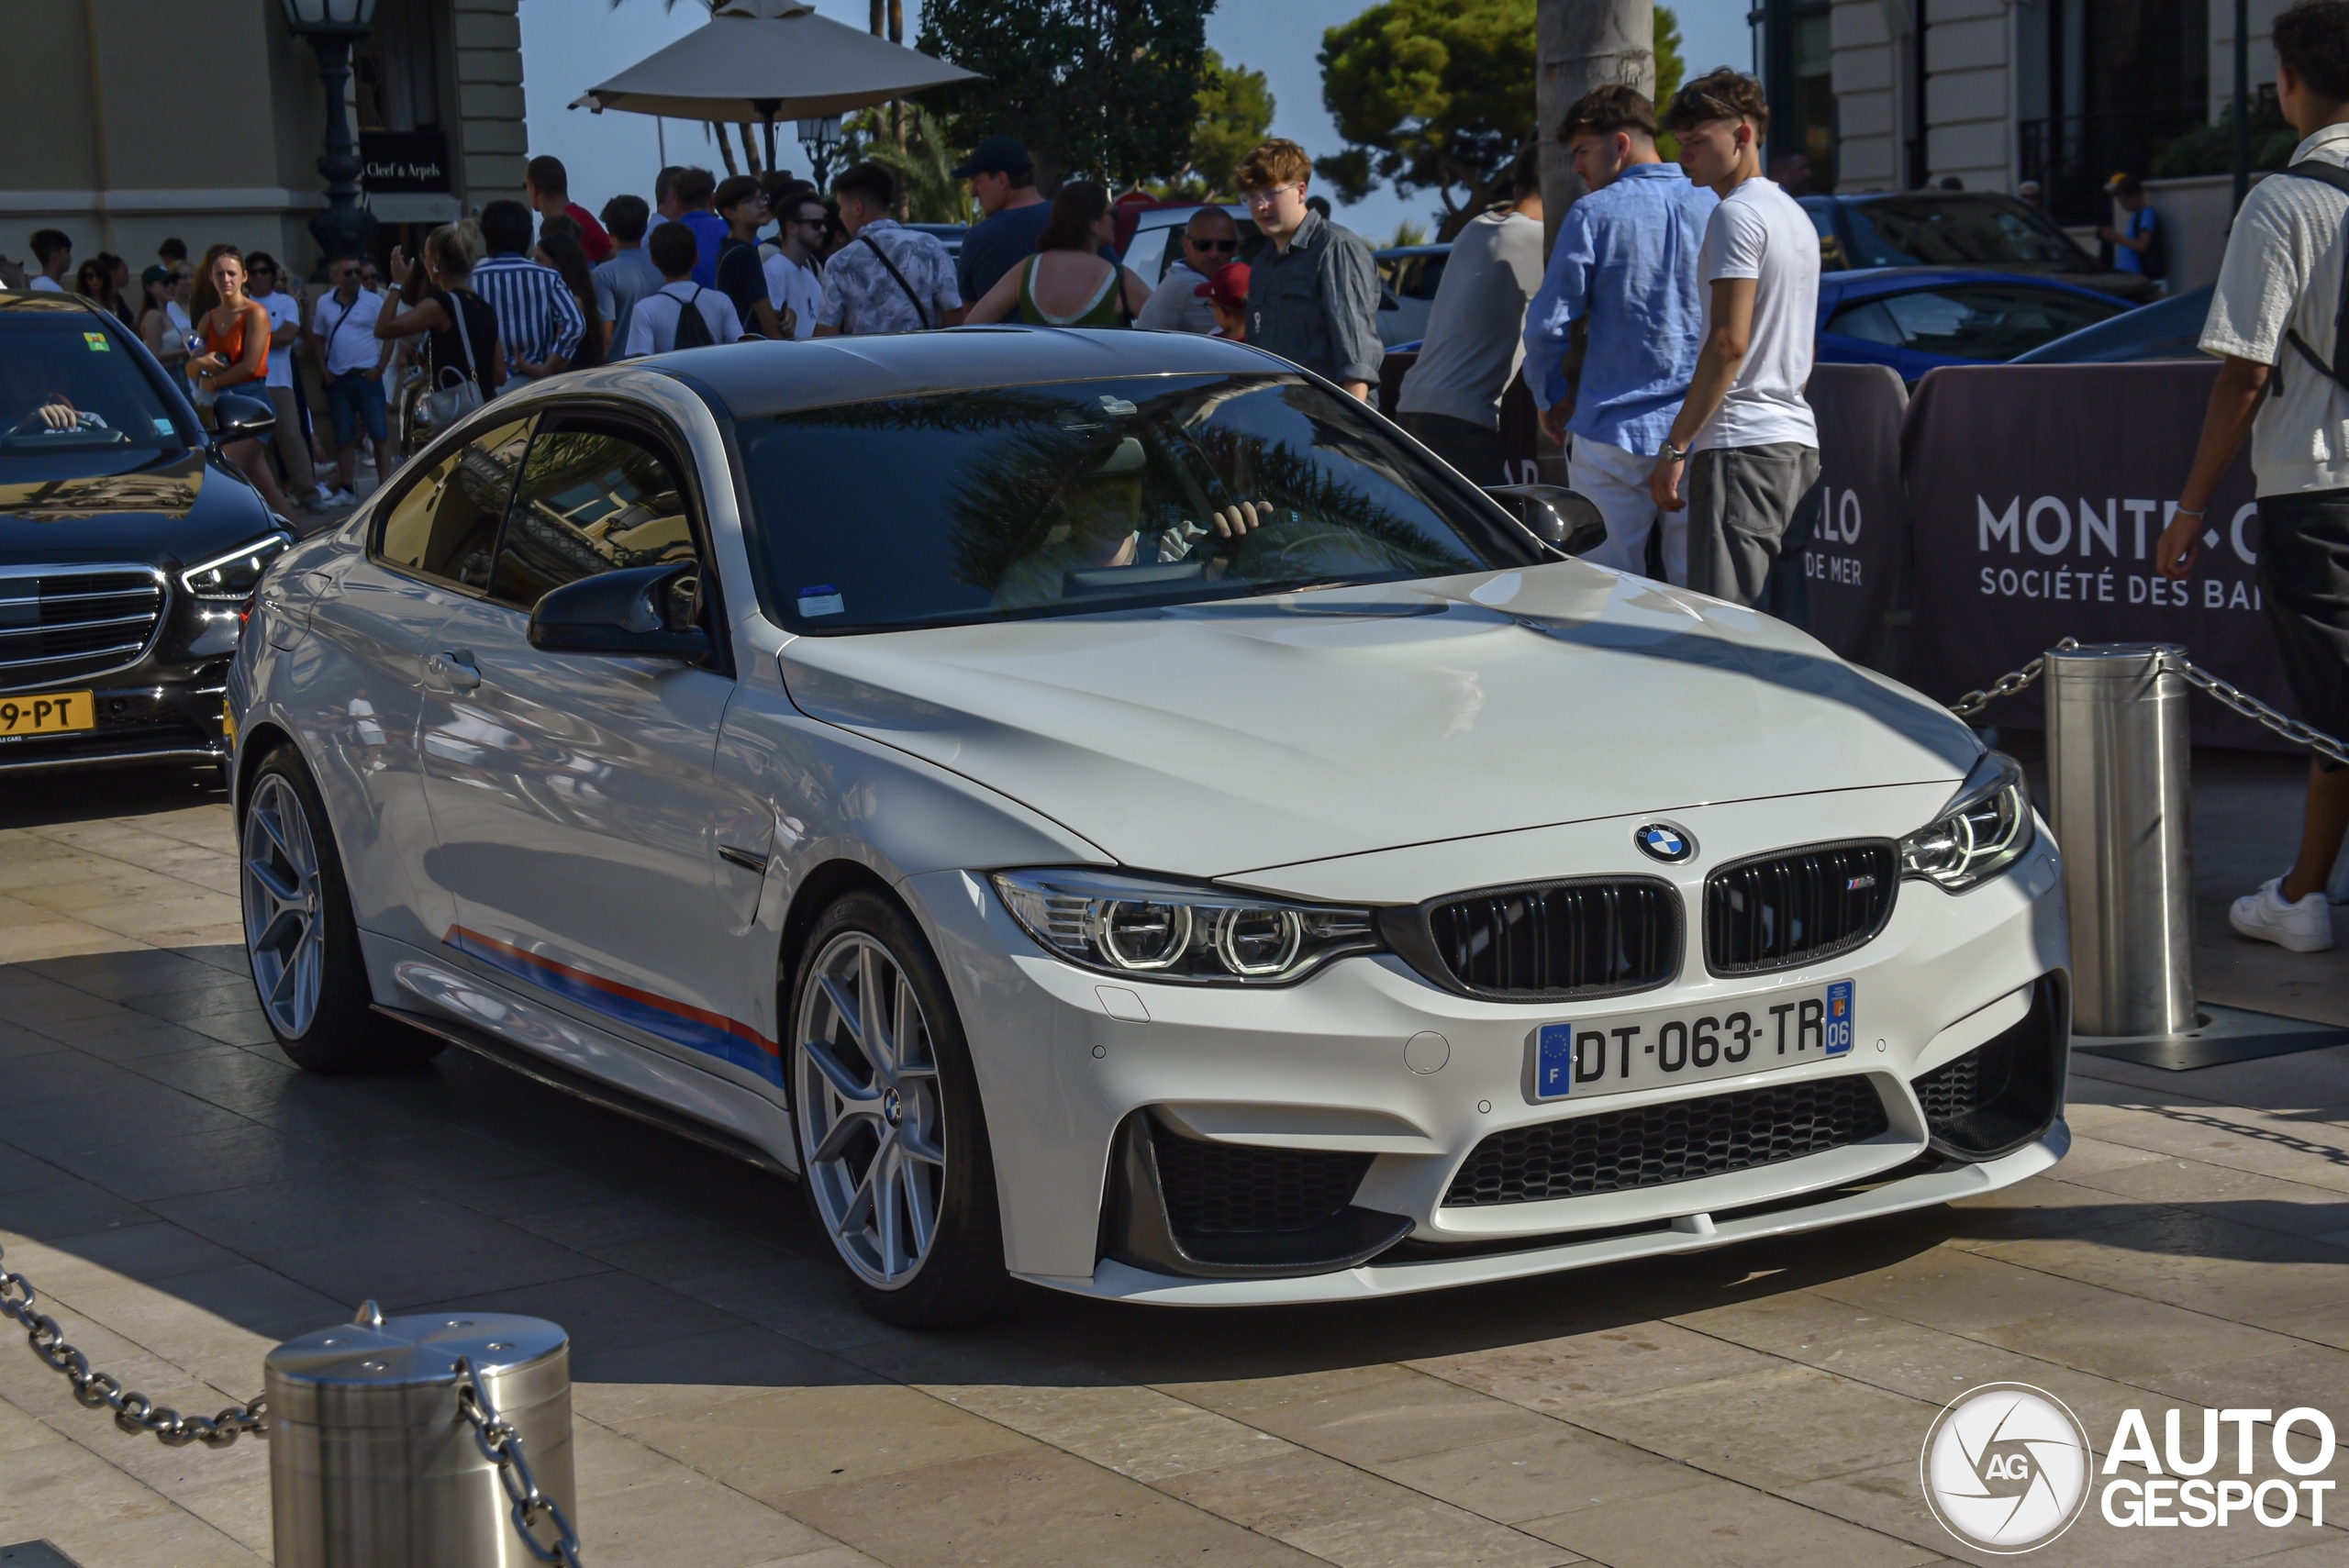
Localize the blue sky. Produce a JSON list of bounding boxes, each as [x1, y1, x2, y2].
[[519, 0, 1753, 244]]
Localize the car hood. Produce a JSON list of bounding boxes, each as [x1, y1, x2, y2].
[[777, 564, 1981, 879], [0, 450, 277, 564]]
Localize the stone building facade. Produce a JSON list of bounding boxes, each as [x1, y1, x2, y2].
[[0, 0, 526, 280], [1763, 0, 2259, 223]]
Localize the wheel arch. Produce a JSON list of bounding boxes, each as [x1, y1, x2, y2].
[[232, 719, 300, 819], [775, 857, 908, 1005]]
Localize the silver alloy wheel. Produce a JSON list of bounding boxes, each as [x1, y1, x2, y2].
[[241, 772, 324, 1038], [795, 930, 947, 1289]]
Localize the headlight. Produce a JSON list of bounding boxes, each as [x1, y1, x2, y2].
[[182, 532, 291, 600], [1898, 750, 2034, 891], [991, 868, 1381, 985]]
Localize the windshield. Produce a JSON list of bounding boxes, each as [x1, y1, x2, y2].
[[0, 314, 191, 481], [738, 373, 1533, 633], [1841, 196, 2089, 269]]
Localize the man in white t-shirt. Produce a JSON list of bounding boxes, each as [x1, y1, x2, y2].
[[1647, 70, 1821, 606], [28, 230, 70, 292], [1394, 150, 1544, 484], [308, 257, 392, 506], [626, 222, 744, 356], [2156, 0, 2349, 954], [763, 190, 826, 340], [245, 253, 323, 506]]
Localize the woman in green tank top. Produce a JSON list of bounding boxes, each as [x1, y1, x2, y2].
[[965, 181, 1154, 328]]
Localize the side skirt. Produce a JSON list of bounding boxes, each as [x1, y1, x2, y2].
[[372, 1002, 799, 1182]]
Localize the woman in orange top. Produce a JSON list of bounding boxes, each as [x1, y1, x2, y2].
[[186, 248, 296, 517]]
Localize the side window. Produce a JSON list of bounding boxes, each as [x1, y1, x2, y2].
[[373, 417, 535, 592], [489, 426, 699, 611]]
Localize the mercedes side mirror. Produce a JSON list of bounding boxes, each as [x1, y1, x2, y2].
[[528, 561, 712, 661], [212, 392, 276, 445], [1484, 483, 1609, 556]]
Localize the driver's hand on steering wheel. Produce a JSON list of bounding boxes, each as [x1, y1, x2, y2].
[[35, 401, 79, 432], [1211, 500, 1271, 539]]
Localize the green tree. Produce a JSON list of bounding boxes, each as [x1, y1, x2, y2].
[[838, 103, 973, 223], [1318, 0, 1684, 237], [1655, 6, 1685, 108], [1317, 0, 1537, 239], [1184, 50, 1276, 198], [915, 0, 1215, 191]]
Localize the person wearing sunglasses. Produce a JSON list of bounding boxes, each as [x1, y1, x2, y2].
[[763, 193, 829, 339], [1234, 138, 1381, 401], [1136, 207, 1241, 335]]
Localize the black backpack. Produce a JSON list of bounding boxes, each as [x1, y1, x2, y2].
[[671, 287, 716, 350], [2272, 161, 2349, 387]]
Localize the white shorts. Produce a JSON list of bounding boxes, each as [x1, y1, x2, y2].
[[1568, 436, 1685, 585]]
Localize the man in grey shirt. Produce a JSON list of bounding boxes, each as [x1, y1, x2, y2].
[[1394, 150, 1544, 483], [1236, 139, 1381, 398], [592, 195, 662, 359]]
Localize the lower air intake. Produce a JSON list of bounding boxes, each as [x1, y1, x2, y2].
[[1443, 1076, 1892, 1207]]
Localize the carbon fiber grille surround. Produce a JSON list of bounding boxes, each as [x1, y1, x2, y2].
[[1442, 1076, 1892, 1206], [1418, 879, 1680, 1000], [1705, 840, 1898, 975]]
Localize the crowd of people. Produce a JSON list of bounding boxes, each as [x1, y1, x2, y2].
[[6, 79, 1821, 599]]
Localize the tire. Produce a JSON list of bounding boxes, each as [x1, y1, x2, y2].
[[788, 889, 1013, 1327], [240, 743, 442, 1073]]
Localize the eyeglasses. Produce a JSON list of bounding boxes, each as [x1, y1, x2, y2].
[[1240, 183, 1301, 210], [1187, 237, 1239, 252]]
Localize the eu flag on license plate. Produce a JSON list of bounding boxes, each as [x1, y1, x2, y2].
[[1824, 980, 1854, 1055]]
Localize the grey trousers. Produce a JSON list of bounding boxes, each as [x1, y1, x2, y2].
[[1686, 441, 1820, 606], [1397, 410, 1505, 487], [264, 385, 316, 495]]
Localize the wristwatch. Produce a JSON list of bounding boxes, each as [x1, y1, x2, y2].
[[1657, 439, 1689, 464]]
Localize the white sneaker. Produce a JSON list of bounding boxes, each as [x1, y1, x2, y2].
[[329, 487, 357, 506], [2231, 877, 2335, 953], [311, 484, 336, 505]]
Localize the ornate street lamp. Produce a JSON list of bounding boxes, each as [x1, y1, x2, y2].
[[798, 116, 844, 189], [280, 0, 381, 275]]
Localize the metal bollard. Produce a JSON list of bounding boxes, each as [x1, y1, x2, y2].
[[266, 1303, 575, 1567], [2044, 642, 2197, 1037]]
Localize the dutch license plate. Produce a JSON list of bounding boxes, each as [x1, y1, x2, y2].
[[1534, 979, 1855, 1101], [0, 690, 95, 739]]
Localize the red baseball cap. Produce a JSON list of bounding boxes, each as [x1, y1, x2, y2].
[[1208, 261, 1249, 309]]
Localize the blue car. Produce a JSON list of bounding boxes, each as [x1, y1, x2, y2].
[[1814, 266, 2135, 383]]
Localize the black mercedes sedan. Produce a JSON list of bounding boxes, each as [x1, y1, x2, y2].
[[0, 290, 291, 774]]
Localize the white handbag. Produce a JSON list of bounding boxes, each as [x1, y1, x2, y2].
[[424, 291, 484, 427]]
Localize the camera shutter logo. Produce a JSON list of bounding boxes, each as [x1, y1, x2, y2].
[[1920, 1383, 2091, 1552]]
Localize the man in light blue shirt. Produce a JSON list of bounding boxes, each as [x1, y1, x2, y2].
[[1523, 85, 1716, 582]]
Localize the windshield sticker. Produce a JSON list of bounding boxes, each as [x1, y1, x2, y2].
[[152, 418, 176, 436], [83, 332, 110, 351], [797, 585, 845, 617]]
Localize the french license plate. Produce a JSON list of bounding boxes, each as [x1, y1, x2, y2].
[[1534, 979, 1855, 1101], [0, 690, 95, 739]]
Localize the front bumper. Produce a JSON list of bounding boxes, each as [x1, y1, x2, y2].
[[0, 666, 231, 773], [907, 787, 2070, 1302]]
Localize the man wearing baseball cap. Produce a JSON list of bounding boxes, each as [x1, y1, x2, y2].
[[954, 135, 1052, 302]]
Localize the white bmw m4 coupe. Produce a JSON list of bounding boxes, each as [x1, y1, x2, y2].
[[225, 329, 2069, 1325]]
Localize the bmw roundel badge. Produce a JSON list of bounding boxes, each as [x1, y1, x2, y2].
[[1633, 823, 1696, 863]]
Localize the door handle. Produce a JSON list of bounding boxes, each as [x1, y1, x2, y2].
[[424, 650, 481, 691]]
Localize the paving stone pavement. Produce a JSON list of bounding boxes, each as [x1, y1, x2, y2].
[[6, 757, 2349, 1567]]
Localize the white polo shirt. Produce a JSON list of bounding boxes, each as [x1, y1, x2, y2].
[[313, 287, 385, 376], [2202, 123, 2349, 496], [259, 291, 302, 388]]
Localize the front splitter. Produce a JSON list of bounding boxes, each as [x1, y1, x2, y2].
[[1019, 1120, 2069, 1307]]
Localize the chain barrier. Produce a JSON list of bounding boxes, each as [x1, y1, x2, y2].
[[0, 1241, 265, 1447], [457, 1355, 584, 1568], [1946, 638, 2081, 718], [1946, 639, 2349, 766]]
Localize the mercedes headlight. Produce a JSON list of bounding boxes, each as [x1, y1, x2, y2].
[[1898, 750, 2034, 891], [991, 869, 1380, 985], [182, 532, 292, 601]]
